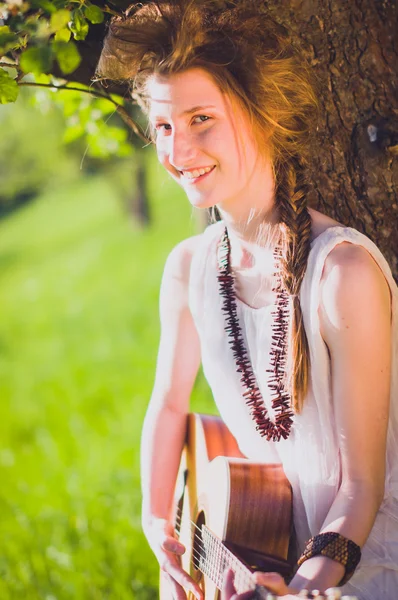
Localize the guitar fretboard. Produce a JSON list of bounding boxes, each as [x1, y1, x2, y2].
[[196, 525, 256, 594]]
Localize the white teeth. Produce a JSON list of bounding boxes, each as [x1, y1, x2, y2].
[[182, 166, 214, 179]]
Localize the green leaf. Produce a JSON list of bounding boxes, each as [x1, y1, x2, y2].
[[50, 9, 71, 32], [53, 40, 81, 75], [20, 46, 53, 75], [30, 0, 68, 13], [70, 10, 89, 41], [104, 125, 128, 143], [0, 68, 19, 104], [56, 90, 82, 116], [36, 18, 51, 40], [0, 25, 20, 54], [34, 73, 52, 84], [117, 142, 133, 157], [54, 27, 71, 43], [84, 4, 104, 25], [24, 14, 42, 36], [31, 0, 58, 14], [85, 122, 131, 158], [63, 123, 84, 144], [92, 98, 116, 116]]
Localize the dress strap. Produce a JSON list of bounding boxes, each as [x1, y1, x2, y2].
[[301, 225, 397, 339]]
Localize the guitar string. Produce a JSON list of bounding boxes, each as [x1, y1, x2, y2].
[[189, 545, 246, 590], [178, 511, 245, 572], [176, 505, 248, 573], [174, 499, 277, 592], [189, 543, 253, 591], [183, 526, 250, 582], [189, 538, 253, 593], [174, 509, 255, 592]]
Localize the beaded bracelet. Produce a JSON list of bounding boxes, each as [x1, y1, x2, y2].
[[264, 591, 357, 599], [297, 591, 357, 599], [297, 532, 361, 586], [263, 588, 358, 599]]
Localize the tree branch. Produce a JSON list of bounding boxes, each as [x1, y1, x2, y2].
[[103, 4, 123, 17], [18, 81, 149, 143], [0, 62, 18, 69], [19, 80, 118, 101]]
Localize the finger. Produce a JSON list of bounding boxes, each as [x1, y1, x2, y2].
[[235, 592, 256, 600], [166, 560, 203, 600], [161, 571, 185, 600], [146, 523, 178, 554], [222, 569, 256, 600], [325, 588, 342, 599], [222, 568, 236, 600], [164, 572, 187, 600], [162, 537, 186, 555], [252, 572, 286, 595]]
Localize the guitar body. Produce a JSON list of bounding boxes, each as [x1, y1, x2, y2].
[[160, 414, 293, 600]]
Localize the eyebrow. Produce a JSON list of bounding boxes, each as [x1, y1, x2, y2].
[[182, 104, 217, 115], [150, 104, 217, 120]]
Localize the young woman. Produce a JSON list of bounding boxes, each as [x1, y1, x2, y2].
[[97, 2, 398, 599]]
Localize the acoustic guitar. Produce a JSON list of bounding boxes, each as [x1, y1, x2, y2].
[[160, 413, 293, 599]]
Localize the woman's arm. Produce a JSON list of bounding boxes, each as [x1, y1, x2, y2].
[[140, 235, 203, 600], [289, 241, 392, 592]]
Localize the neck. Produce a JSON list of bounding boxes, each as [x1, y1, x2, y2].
[[217, 206, 280, 271], [215, 159, 279, 269]]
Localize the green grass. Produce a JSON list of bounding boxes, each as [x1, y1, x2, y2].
[[0, 149, 216, 599]]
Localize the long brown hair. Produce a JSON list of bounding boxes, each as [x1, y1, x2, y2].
[[97, 0, 320, 412]]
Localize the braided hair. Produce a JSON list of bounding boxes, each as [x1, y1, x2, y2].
[[276, 157, 312, 411]]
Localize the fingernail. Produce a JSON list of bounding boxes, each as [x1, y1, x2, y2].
[[173, 543, 183, 552]]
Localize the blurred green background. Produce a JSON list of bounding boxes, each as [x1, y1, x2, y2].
[[0, 89, 216, 599]]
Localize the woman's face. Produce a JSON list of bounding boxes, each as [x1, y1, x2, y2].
[[147, 67, 273, 212]]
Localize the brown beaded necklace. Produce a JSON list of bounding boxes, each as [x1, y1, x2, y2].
[[217, 226, 294, 442]]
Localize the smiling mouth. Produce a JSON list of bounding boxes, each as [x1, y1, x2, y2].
[[179, 166, 216, 181]]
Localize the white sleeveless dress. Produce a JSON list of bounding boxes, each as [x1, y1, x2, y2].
[[188, 220, 398, 600]]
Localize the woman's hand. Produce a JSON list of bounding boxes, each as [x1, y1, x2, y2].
[[143, 517, 203, 600], [252, 571, 298, 596], [221, 569, 298, 599], [221, 569, 256, 600], [221, 569, 345, 600]]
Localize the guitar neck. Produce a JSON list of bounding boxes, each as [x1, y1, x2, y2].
[[196, 525, 257, 595]]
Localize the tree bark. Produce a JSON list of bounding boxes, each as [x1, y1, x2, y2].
[[264, 0, 398, 278]]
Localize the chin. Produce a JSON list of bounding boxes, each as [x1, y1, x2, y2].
[[185, 191, 220, 211], [188, 199, 219, 211]]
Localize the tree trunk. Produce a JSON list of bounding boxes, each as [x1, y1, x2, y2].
[[131, 152, 151, 226], [264, 0, 398, 278]]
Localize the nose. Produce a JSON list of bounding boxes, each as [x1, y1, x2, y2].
[[168, 128, 198, 170]]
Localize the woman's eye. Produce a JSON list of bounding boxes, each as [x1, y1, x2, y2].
[[155, 123, 172, 132], [193, 115, 210, 124]]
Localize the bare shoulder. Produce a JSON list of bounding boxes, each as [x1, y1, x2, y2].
[[319, 241, 391, 340], [321, 240, 388, 290], [163, 233, 203, 283], [309, 206, 390, 304], [160, 233, 203, 315]]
